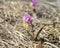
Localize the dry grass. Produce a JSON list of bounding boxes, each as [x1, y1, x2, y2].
[[0, 0, 60, 48]]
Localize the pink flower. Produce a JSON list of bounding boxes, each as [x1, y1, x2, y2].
[[23, 13, 33, 24], [32, 0, 39, 7]]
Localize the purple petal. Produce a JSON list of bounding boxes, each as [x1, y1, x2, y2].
[[23, 13, 33, 24], [32, 0, 38, 7]]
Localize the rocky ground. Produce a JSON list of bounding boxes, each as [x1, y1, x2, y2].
[[0, 0, 60, 48]]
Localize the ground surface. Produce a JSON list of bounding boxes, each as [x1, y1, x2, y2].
[[0, 0, 60, 48]]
